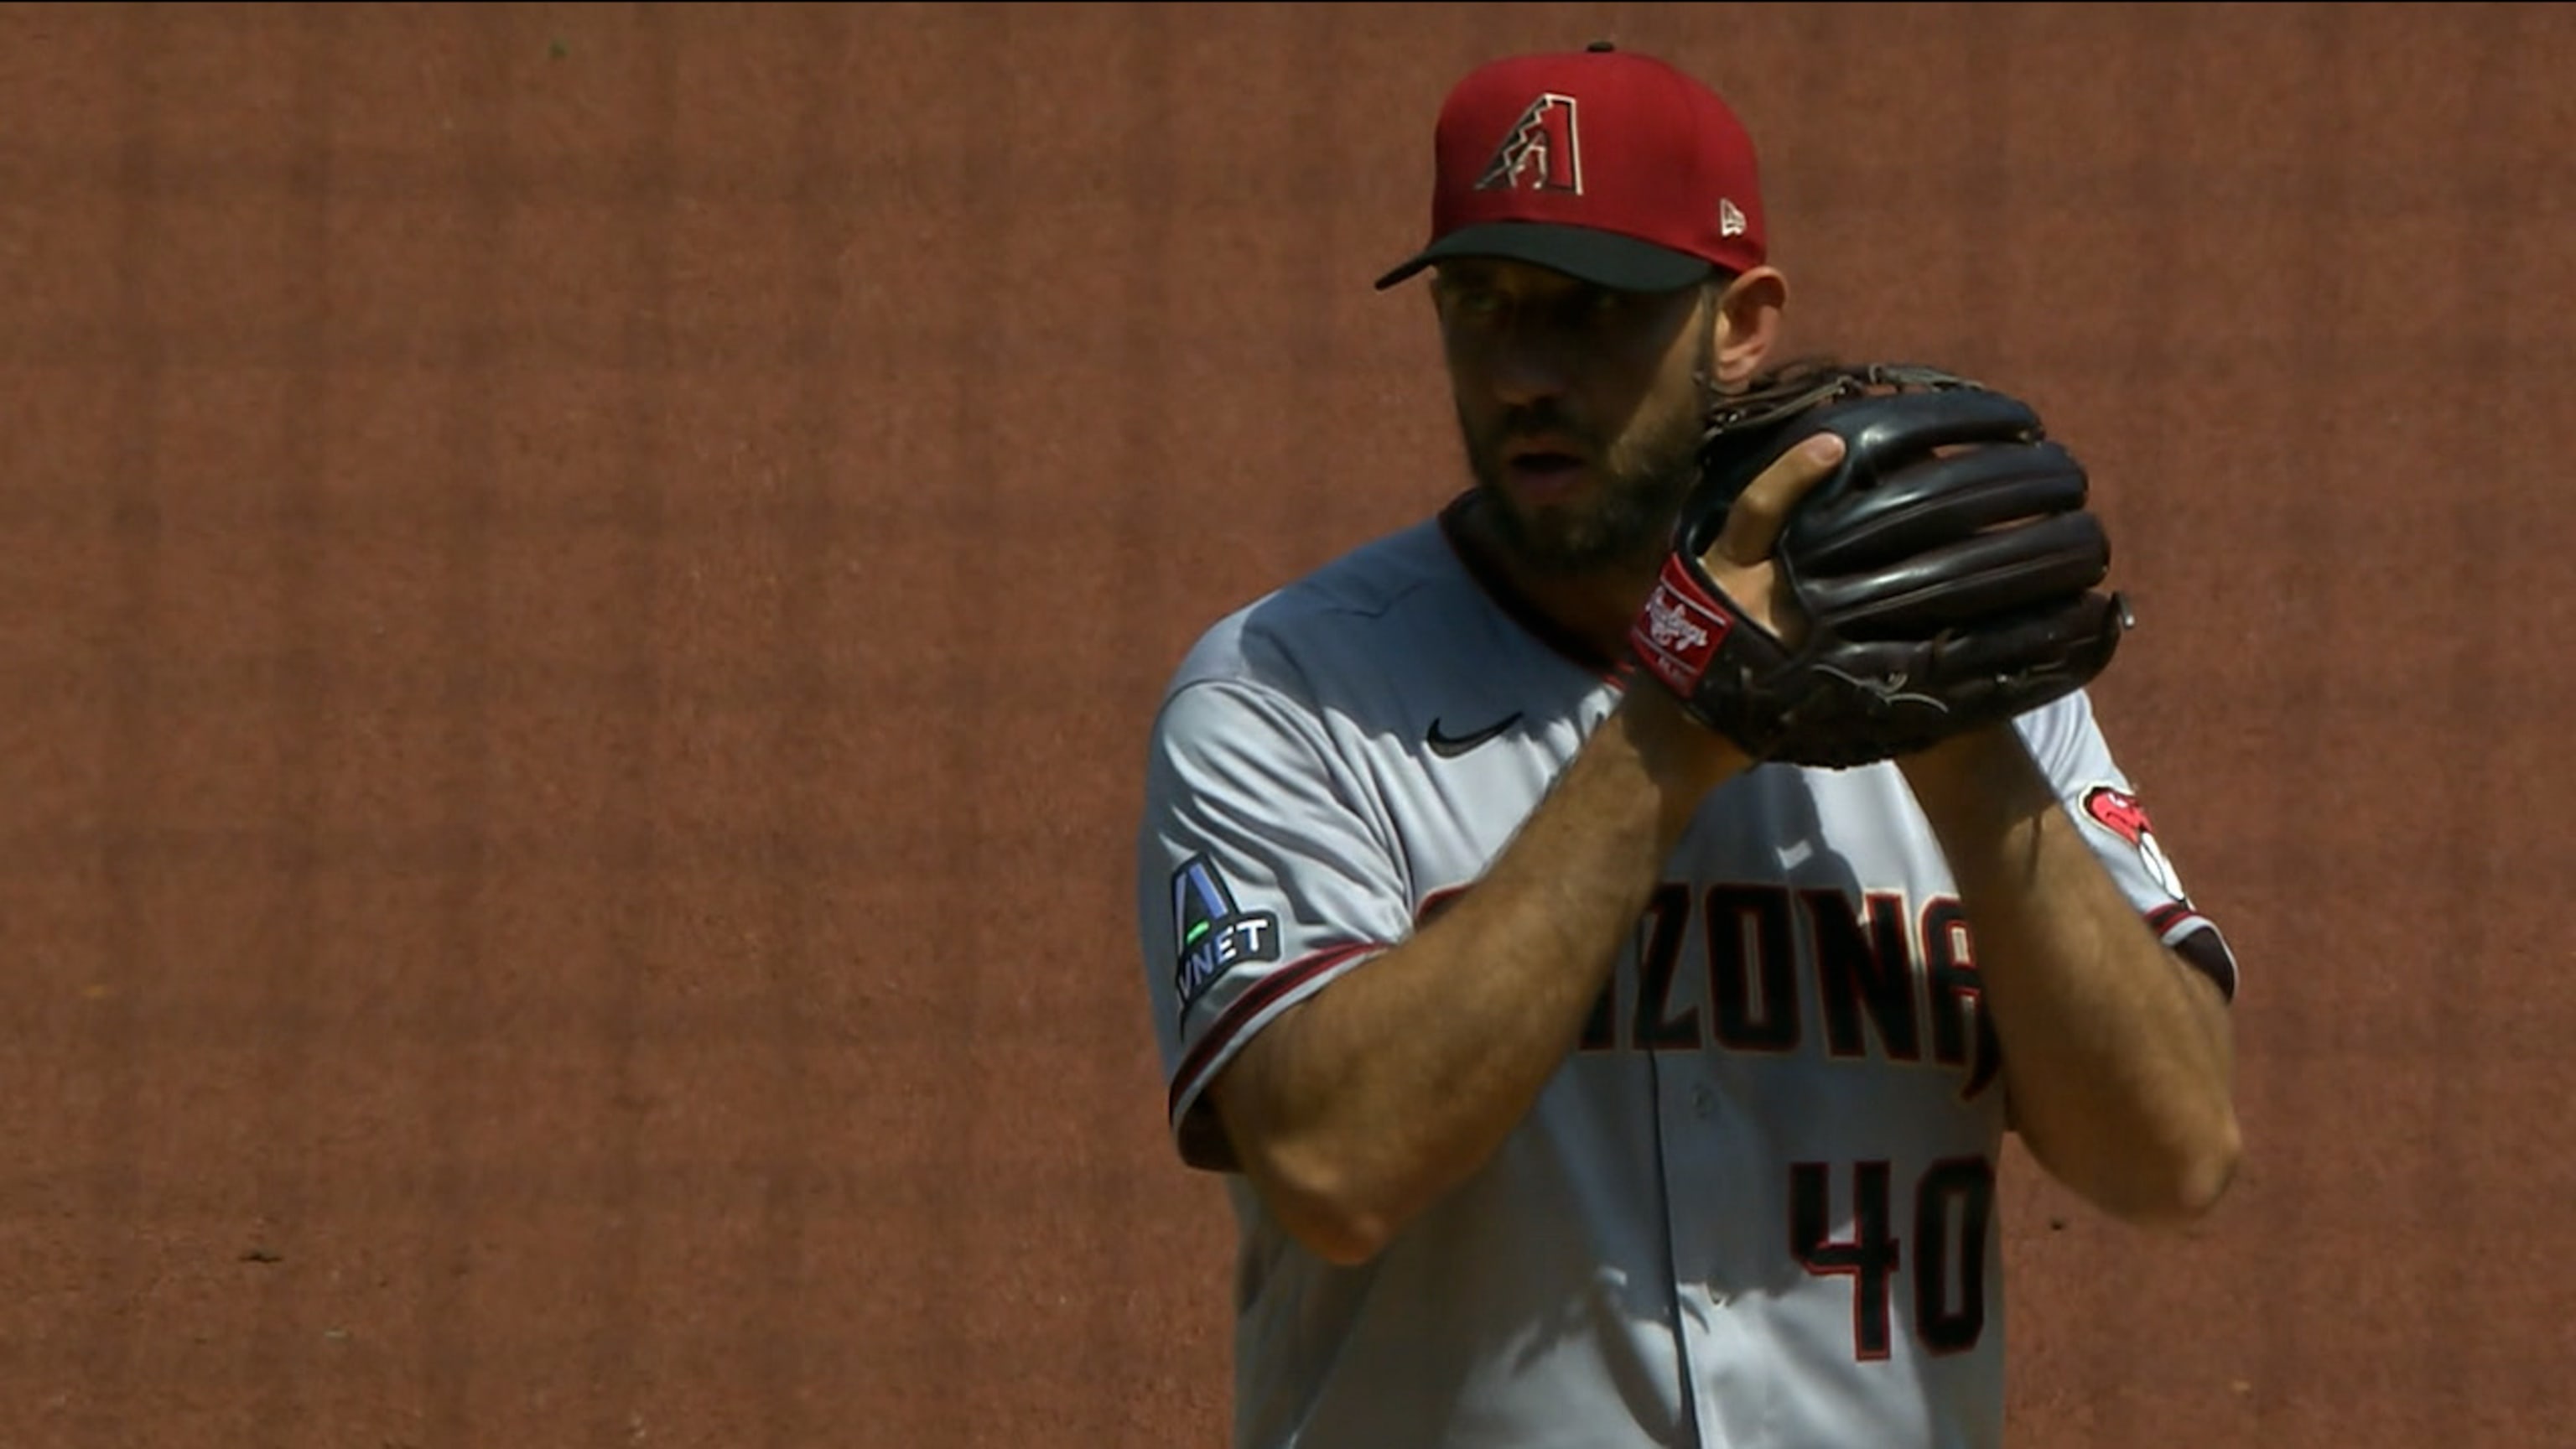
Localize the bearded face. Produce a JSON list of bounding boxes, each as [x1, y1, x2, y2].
[[1458, 365, 1714, 578], [1435, 263, 1721, 579]]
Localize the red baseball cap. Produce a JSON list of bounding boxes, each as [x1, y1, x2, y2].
[[1374, 42, 1768, 293]]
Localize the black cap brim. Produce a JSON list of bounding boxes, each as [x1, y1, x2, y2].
[[1373, 221, 1715, 293]]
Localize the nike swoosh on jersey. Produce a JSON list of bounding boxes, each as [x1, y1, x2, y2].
[[1425, 712, 1523, 757]]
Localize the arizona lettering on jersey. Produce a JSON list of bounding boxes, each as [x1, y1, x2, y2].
[[1135, 498, 2238, 1449]]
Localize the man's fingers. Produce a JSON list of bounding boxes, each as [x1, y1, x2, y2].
[[1710, 433, 1846, 567]]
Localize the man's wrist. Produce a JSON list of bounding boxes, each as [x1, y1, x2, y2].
[[1898, 724, 2054, 829], [1614, 683, 1753, 813]]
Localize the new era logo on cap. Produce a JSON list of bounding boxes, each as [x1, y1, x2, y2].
[[1376, 42, 1768, 293]]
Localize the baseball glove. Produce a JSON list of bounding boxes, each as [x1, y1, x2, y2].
[[1626, 361, 2131, 769]]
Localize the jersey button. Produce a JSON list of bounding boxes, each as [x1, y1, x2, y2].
[[1690, 1084, 1716, 1117]]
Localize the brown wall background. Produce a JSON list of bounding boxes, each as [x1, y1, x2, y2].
[[3, 3, 2569, 1446]]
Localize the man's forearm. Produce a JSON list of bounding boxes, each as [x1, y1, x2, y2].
[[1213, 689, 1740, 1263], [1903, 727, 2241, 1226]]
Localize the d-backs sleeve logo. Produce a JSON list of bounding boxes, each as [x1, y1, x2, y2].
[[2083, 784, 2189, 904], [1171, 854, 1281, 1020]]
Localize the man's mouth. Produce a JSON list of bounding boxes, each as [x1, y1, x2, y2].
[[1502, 442, 1589, 502]]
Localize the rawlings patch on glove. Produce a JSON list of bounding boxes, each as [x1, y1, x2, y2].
[[1628, 361, 2132, 769]]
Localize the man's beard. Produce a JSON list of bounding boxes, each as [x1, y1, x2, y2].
[[1465, 382, 1715, 579]]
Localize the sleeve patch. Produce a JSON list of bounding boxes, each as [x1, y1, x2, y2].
[[1170, 853, 1282, 1020], [2081, 784, 2190, 904]]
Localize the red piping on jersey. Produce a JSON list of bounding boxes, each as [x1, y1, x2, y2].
[[2148, 906, 2239, 1001], [1167, 941, 1386, 1124], [1168, 911, 2234, 1133]]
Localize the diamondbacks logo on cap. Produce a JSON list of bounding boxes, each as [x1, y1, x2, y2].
[[1477, 93, 1583, 195]]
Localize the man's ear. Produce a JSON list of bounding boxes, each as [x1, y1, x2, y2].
[[1710, 267, 1789, 386]]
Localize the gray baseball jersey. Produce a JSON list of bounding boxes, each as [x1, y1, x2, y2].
[[1134, 498, 2238, 1449]]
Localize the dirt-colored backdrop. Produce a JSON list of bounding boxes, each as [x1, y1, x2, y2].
[[3, 3, 2568, 1446]]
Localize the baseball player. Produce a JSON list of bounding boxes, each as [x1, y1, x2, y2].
[[1133, 43, 2242, 1449]]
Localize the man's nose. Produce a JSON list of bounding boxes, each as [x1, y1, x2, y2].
[[1488, 324, 1574, 408]]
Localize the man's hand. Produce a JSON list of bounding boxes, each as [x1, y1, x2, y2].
[[1618, 430, 1849, 807], [1628, 364, 2127, 771], [1692, 430, 1848, 646]]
